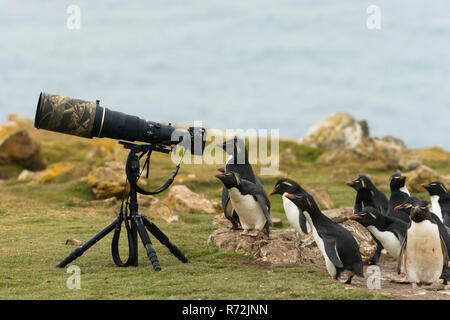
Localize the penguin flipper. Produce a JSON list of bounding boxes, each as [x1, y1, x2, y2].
[[440, 235, 449, 270], [255, 193, 273, 227], [397, 237, 408, 275], [299, 212, 309, 234], [322, 236, 344, 268], [221, 187, 229, 212]]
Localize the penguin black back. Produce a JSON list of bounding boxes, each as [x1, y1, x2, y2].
[[422, 181, 450, 227], [349, 206, 407, 252], [270, 178, 307, 196], [388, 172, 410, 222], [286, 193, 364, 281], [346, 175, 389, 215]]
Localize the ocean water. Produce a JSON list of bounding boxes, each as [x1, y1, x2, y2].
[[0, 0, 449, 150]]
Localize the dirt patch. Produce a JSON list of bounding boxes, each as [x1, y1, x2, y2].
[[210, 227, 450, 300], [347, 253, 450, 300]]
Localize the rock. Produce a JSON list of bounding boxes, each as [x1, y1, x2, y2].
[[213, 213, 282, 227], [65, 238, 83, 246], [322, 207, 353, 223], [213, 214, 231, 227], [164, 185, 219, 214], [147, 199, 181, 224], [417, 147, 450, 167], [36, 163, 74, 184], [18, 169, 37, 181], [0, 130, 46, 170], [406, 165, 445, 193], [340, 219, 377, 264], [309, 188, 335, 210], [271, 216, 282, 227], [0, 121, 20, 144], [207, 220, 377, 267], [87, 161, 147, 199], [317, 136, 420, 171], [280, 148, 297, 166], [17, 163, 75, 184], [299, 113, 369, 150], [8, 114, 33, 127], [207, 228, 303, 266]]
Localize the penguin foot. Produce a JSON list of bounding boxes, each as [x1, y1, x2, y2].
[[411, 282, 419, 289], [391, 276, 410, 284], [247, 230, 261, 237], [240, 229, 250, 236]]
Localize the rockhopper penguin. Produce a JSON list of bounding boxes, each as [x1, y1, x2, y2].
[[269, 178, 311, 236], [349, 207, 407, 259], [394, 197, 450, 235], [397, 206, 449, 288], [346, 174, 390, 265], [346, 175, 389, 215], [215, 172, 273, 236], [388, 172, 411, 223], [216, 138, 269, 230], [421, 181, 450, 227], [285, 192, 364, 284]]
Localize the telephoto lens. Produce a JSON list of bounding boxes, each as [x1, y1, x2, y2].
[[34, 92, 176, 145]]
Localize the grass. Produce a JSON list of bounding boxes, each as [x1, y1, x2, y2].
[[0, 205, 377, 300], [0, 125, 448, 300]]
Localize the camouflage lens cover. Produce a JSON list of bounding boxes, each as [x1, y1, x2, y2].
[[35, 93, 97, 138]]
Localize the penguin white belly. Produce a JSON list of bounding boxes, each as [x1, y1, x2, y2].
[[367, 226, 401, 258], [430, 195, 443, 222], [405, 220, 444, 284], [303, 211, 337, 278], [228, 188, 266, 231], [400, 186, 410, 196], [282, 194, 310, 236]]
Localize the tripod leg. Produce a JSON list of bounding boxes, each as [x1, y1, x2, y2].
[[141, 215, 190, 263], [57, 217, 120, 268], [132, 215, 161, 271]]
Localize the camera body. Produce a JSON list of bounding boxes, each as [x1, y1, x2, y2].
[[34, 92, 206, 155]]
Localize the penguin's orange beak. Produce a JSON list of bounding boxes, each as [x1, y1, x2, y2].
[[394, 205, 402, 212], [285, 193, 295, 200], [348, 214, 357, 220], [215, 173, 225, 179], [421, 183, 429, 189], [217, 167, 225, 173], [346, 181, 354, 186], [269, 189, 276, 196], [401, 175, 407, 180]]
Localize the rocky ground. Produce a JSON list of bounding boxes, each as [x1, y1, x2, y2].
[[209, 220, 450, 300]]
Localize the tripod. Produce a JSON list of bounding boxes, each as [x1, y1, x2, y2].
[[56, 141, 189, 270]]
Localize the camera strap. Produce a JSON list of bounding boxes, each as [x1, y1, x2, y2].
[[127, 147, 187, 196], [111, 198, 138, 267]]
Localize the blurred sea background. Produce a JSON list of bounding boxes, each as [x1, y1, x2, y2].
[[0, 0, 449, 149]]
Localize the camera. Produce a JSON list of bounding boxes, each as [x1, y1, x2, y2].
[[34, 92, 206, 155]]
